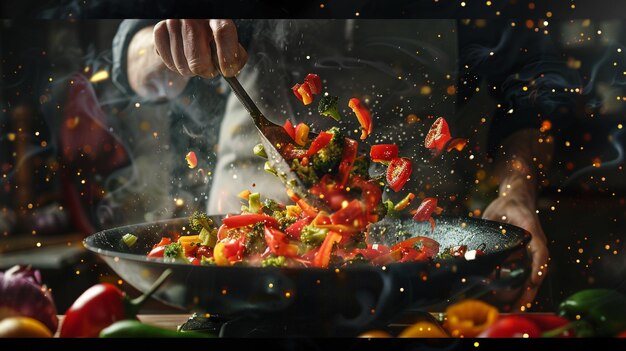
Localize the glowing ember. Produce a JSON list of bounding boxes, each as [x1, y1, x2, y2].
[[89, 70, 109, 83]]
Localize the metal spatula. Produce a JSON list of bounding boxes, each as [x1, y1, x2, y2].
[[210, 45, 329, 211]]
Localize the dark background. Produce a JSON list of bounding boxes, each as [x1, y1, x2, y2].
[[0, 18, 625, 314]]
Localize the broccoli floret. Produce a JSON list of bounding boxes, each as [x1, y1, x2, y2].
[[262, 255, 288, 267], [189, 211, 214, 232], [164, 242, 187, 262], [350, 155, 370, 178], [318, 95, 342, 121], [189, 211, 218, 248], [272, 210, 297, 231], [300, 224, 329, 246], [245, 223, 267, 254], [291, 159, 319, 187], [312, 127, 344, 175], [262, 198, 285, 214]]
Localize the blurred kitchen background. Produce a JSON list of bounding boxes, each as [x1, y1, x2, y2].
[[0, 19, 624, 313]]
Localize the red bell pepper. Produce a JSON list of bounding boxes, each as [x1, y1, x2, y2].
[[478, 315, 542, 338], [222, 213, 279, 229], [306, 131, 333, 156], [348, 98, 373, 140], [264, 225, 298, 257], [369, 144, 398, 163], [220, 236, 246, 263], [390, 236, 440, 259], [59, 269, 172, 338], [283, 120, 296, 140], [424, 117, 451, 153], [312, 231, 342, 268], [349, 176, 383, 214], [285, 217, 313, 240], [147, 237, 172, 258], [338, 138, 358, 187], [412, 197, 443, 231], [295, 83, 314, 105], [294, 122, 310, 146], [329, 199, 367, 231], [351, 244, 391, 260], [304, 73, 322, 95], [386, 157, 412, 192], [147, 245, 166, 258]]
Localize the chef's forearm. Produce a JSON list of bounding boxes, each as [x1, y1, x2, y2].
[[491, 128, 554, 208]]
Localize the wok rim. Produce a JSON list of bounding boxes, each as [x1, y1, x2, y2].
[[83, 215, 532, 272]]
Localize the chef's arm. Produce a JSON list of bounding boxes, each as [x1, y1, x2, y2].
[[482, 127, 553, 309], [490, 128, 553, 209]]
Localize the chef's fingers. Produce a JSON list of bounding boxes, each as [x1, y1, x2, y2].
[[209, 19, 245, 77], [515, 234, 549, 310], [153, 20, 178, 74], [514, 277, 541, 312], [528, 230, 549, 287], [165, 19, 193, 76], [181, 19, 217, 78]]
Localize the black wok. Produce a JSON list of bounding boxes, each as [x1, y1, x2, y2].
[[84, 215, 531, 336]]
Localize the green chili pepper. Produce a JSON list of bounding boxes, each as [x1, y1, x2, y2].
[[99, 320, 214, 338], [558, 288, 626, 337]]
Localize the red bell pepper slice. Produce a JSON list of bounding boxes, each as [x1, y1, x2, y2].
[[296, 83, 314, 105], [348, 98, 373, 140], [397, 247, 429, 263], [283, 119, 296, 140], [196, 245, 213, 259], [153, 237, 171, 249], [446, 138, 468, 152], [294, 122, 310, 146], [286, 188, 319, 218], [329, 199, 367, 231], [306, 131, 333, 156], [390, 236, 440, 259], [369, 144, 399, 163], [338, 138, 358, 187], [285, 217, 313, 240], [350, 243, 391, 260], [264, 225, 299, 257], [147, 245, 166, 258], [310, 174, 348, 211], [413, 197, 443, 231], [312, 231, 342, 268], [349, 176, 382, 213], [304, 73, 322, 95], [188, 257, 201, 266], [425, 117, 452, 152], [282, 143, 308, 160], [222, 213, 279, 229], [386, 157, 413, 192], [221, 236, 246, 262]]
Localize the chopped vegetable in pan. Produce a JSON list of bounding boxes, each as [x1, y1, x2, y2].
[[151, 73, 471, 268]]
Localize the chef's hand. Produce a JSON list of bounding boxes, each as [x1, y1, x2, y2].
[[153, 19, 248, 78], [483, 193, 549, 311]]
